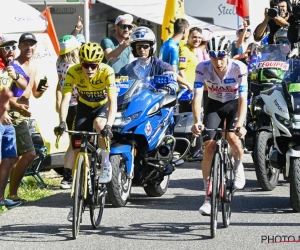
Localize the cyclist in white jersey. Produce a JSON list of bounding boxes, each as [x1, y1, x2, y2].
[[191, 36, 248, 216]]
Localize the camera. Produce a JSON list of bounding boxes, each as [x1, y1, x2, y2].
[[268, 0, 280, 18]]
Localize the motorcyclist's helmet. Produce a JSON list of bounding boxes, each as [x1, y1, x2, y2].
[[206, 35, 231, 57], [79, 42, 104, 63], [274, 28, 290, 45], [130, 26, 156, 58]]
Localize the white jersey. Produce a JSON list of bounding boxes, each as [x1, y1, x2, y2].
[[194, 59, 248, 103]]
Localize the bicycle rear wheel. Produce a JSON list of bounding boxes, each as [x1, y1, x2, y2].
[[90, 182, 107, 229], [222, 158, 234, 228], [72, 155, 85, 239], [210, 153, 221, 239]]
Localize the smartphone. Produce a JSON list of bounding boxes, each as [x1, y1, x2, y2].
[[37, 77, 47, 92]]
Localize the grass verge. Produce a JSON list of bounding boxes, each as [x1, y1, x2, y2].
[[0, 175, 61, 214]]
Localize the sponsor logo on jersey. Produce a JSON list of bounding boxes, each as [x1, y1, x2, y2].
[[238, 72, 248, 78], [204, 61, 211, 66], [196, 70, 203, 75], [194, 82, 204, 88], [238, 85, 248, 93], [224, 78, 236, 84], [208, 85, 238, 92], [179, 57, 186, 62]]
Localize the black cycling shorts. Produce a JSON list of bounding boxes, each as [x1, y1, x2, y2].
[[66, 105, 77, 130], [71, 101, 108, 149], [202, 98, 245, 143]]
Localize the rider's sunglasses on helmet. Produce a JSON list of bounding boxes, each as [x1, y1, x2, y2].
[[277, 39, 290, 45], [208, 50, 228, 58], [0, 45, 17, 52], [81, 63, 98, 70], [136, 44, 150, 50], [118, 24, 133, 30]]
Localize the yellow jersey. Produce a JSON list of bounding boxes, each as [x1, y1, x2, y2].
[[178, 44, 198, 83], [63, 63, 117, 108]]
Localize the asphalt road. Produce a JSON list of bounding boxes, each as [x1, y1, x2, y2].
[[0, 155, 299, 250]]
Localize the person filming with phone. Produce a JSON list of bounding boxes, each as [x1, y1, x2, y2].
[[253, 0, 291, 44]]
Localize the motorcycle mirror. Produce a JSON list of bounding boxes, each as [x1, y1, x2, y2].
[[262, 69, 281, 80]]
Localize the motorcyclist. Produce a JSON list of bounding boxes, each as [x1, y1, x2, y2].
[[119, 26, 178, 94]]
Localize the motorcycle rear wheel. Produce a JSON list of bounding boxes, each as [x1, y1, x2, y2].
[[144, 175, 170, 197]]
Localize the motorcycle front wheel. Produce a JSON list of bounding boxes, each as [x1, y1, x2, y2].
[[290, 157, 300, 212], [253, 131, 280, 191]]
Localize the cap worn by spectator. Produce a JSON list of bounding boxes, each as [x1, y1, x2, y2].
[[19, 33, 37, 44], [59, 35, 81, 55], [76, 34, 86, 44], [236, 24, 252, 36], [115, 14, 133, 25], [202, 29, 213, 41], [0, 35, 17, 46]]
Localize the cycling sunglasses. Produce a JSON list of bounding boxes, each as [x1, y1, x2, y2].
[[81, 63, 98, 70], [0, 45, 17, 52], [239, 29, 251, 32], [136, 44, 150, 50], [118, 24, 133, 30], [277, 40, 290, 45], [208, 50, 228, 58]]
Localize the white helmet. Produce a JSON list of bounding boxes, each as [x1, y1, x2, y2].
[[207, 35, 231, 56], [130, 26, 156, 58]]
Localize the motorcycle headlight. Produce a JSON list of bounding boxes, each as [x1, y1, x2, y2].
[[147, 103, 160, 116], [116, 111, 142, 127], [275, 114, 290, 126]]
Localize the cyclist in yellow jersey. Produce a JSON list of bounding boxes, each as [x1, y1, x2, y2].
[[55, 43, 117, 185]]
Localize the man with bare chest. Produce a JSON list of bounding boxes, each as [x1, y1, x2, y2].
[[7, 33, 48, 202]]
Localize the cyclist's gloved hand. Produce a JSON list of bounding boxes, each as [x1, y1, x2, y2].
[[101, 124, 113, 139], [54, 121, 66, 136]]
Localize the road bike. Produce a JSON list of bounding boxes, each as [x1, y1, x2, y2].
[[56, 130, 109, 239], [193, 127, 236, 238]]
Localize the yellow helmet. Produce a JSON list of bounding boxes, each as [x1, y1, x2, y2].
[[79, 42, 104, 63]]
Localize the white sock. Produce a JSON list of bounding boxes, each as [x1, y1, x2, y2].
[[101, 150, 110, 167], [203, 179, 210, 200]]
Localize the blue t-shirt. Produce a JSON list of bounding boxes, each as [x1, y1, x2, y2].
[[159, 38, 179, 72], [231, 40, 244, 58]]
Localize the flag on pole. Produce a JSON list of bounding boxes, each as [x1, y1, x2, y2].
[[161, 0, 185, 41], [41, 7, 60, 55], [227, 0, 249, 20]]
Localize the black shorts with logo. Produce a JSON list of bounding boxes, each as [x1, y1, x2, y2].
[[202, 98, 245, 143], [71, 101, 108, 149]]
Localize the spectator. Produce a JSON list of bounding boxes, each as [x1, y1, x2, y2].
[[159, 18, 193, 91], [195, 28, 213, 63], [8, 33, 49, 202], [0, 35, 28, 208], [159, 18, 190, 72], [56, 35, 81, 189], [101, 14, 134, 73], [231, 20, 251, 58], [71, 16, 84, 37], [253, 0, 291, 44], [0, 89, 12, 118], [178, 27, 202, 112]]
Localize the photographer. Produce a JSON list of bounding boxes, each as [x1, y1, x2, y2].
[[253, 0, 292, 44]]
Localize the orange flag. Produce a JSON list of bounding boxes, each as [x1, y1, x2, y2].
[[41, 7, 60, 55]]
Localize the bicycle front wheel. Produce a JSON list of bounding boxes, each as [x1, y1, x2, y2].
[[90, 181, 106, 229], [222, 158, 234, 228], [210, 152, 221, 239], [73, 154, 85, 239]]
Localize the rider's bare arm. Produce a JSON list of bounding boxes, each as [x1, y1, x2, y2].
[[106, 89, 117, 126], [192, 90, 203, 124], [59, 92, 71, 123], [236, 96, 248, 127]]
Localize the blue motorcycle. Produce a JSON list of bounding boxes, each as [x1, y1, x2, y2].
[[107, 76, 190, 207]]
